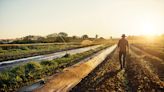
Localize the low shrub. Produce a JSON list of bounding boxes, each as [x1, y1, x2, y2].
[[41, 60, 58, 67]]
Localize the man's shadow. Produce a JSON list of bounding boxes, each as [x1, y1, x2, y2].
[[93, 69, 122, 87]]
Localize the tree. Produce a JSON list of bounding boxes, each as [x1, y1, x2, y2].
[[72, 36, 78, 39], [23, 35, 34, 41], [110, 36, 112, 40], [37, 37, 45, 43], [82, 35, 89, 39], [95, 34, 98, 39], [58, 32, 68, 37], [99, 37, 104, 39], [21, 35, 38, 43]]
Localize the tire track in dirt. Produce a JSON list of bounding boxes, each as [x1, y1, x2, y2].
[[71, 50, 131, 92]]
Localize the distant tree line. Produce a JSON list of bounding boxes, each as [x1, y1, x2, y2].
[[6, 32, 98, 44]]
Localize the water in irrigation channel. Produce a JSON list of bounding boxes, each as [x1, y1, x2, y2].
[[0, 45, 101, 71]]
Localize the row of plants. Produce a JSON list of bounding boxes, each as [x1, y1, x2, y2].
[[131, 44, 164, 60], [0, 44, 112, 92], [130, 45, 164, 81], [0, 44, 95, 62], [0, 43, 81, 50], [126, 53, 164, 91]]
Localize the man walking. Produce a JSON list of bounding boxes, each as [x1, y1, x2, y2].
[[117, 34, 129, 69]]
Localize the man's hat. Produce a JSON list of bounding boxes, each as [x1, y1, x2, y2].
[[121, 34, 126, 37]]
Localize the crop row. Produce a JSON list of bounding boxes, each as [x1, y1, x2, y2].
[[126, 52, 164, 91], [130, 45, 164, 81], [131, 44, 164, 60]]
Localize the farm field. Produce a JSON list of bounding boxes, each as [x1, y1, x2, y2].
[[0, 43, 95, 62], [1, 41, 164, 92], [0, 39, 164, 92], [72, 44, 164, 92], [131, 43, 164, 60], [0, 43, 113, 92], [0, 44, 101, 72], [1, 0, 164, 92]]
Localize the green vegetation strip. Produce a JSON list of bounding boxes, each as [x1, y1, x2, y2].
[[0, 44, 111, 92], [0, 44, 94, 62]]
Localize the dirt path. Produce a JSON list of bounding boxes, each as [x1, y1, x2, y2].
[[72, 50, 130, 92]]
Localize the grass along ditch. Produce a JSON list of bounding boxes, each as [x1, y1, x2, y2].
[[0, 44, 112, 92]]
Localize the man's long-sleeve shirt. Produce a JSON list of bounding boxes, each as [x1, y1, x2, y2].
[[118, 38, 129, 52]]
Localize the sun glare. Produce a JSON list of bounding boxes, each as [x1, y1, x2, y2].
[[141, 22, 160, 42], [142, 23, 157, 36]]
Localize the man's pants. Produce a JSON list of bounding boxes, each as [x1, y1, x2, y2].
[[119, 51, 126, 69]]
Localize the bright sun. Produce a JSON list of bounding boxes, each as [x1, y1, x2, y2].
[[141, 22, 159, 42], [142, 23, 157, 36]]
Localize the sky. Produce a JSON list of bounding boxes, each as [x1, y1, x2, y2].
[[0, 0, 164, 39]]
